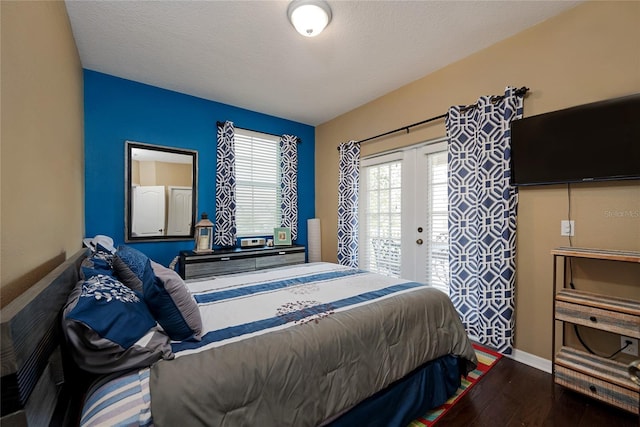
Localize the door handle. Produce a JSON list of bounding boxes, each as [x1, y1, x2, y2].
[[416, 239, 423, 245]]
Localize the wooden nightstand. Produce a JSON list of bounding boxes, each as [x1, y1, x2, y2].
[[551, 247, 640, 414]]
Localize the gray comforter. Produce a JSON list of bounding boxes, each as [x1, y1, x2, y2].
[[149, 264, 477, 427]]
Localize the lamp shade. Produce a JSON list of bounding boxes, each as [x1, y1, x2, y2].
[[287, 0, 332, 37]]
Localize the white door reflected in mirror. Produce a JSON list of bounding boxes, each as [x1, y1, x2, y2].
[[167, 186, 193, 235], [132, 185, 165, 237]]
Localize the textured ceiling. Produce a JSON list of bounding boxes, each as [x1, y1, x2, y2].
[[64, 0, 582, 126]]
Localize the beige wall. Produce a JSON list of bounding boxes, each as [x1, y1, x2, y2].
[[315, 1, 640, 360], [1, 0, 84, 307], [155, 162, 193, 188], [135, 161, 192, 187]]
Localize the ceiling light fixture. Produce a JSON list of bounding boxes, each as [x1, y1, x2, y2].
[[287, 0, 332, 38]]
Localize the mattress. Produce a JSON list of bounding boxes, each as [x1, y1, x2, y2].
[[81, 262, 477, 426]]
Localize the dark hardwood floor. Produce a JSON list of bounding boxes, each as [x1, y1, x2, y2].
[[436, 356, 639, 426]]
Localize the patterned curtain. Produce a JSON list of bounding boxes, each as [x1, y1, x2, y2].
[[280, 135, 299, 240], [214, 121, 237, 247], [337, 140, 360, 267], [446, 87, 524, 354]]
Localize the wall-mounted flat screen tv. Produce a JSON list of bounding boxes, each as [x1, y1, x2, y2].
[[510, 94, 640, 186]]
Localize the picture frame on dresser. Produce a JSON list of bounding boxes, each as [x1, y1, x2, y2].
[[273, 227, 292, 246]]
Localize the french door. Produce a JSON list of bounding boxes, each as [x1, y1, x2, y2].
[[359, 139, 449, 293]]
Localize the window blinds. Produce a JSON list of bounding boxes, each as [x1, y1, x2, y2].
[[234, 129, 281, 236], [361, 160, 403, 278], [424, 151, 449, 294]]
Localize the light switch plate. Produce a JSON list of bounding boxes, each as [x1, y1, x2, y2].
[[560, 220, 575, 236]]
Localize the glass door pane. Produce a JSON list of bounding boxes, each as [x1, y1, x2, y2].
[[360, 159, 402, 277], [420, 149, 449, 293]]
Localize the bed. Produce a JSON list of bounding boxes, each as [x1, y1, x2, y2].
[[1, 246, 477, 427]]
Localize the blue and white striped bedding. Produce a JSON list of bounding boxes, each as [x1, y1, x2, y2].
[[80, 262, 472, 426], [80, 369, 152, 426]]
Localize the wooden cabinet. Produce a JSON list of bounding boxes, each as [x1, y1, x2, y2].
[[179, 245, 306, 280], [552, 247, 640, 414]]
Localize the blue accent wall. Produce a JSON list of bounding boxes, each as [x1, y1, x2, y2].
[[84, 70, 315, 266]]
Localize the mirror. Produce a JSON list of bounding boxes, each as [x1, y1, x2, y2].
[[125, 141, 197, 242]]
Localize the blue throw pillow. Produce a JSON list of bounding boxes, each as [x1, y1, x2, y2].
[[113, 245, 201, 341], [66, 275, 155, 349], [114, 245, 148, 281], [150, 261, 202, 341], [62, 275, 174, 374], [112, 245, 157, 294], [80, 246, 115, 280], [81, 265, 114, 280], [94, 242, 116, 258]]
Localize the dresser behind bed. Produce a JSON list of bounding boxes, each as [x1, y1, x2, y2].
[[1, 249, 90, 427]]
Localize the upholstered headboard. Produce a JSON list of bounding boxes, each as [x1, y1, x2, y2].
[[1, 249, 90, 426]]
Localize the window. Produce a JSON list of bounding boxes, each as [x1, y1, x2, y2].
[[234, 129, 281, 237]]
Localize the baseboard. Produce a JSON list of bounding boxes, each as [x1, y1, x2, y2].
[[507, 348, 552, 373], [467, 336, 553, 374]]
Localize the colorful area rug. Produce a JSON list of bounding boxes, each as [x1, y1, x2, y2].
[[408, 343, 503, 426]]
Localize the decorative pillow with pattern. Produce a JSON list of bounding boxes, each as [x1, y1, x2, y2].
[[80, 243, 116, 280], [62, 274, 173, 374], [112, 245, 150, 293]]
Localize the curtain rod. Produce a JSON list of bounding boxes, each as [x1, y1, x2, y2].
[[216, 121, 302, 143], [336, 86, 529, 150]]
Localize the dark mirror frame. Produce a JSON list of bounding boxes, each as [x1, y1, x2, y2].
[[125, 140, 198, 242]]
